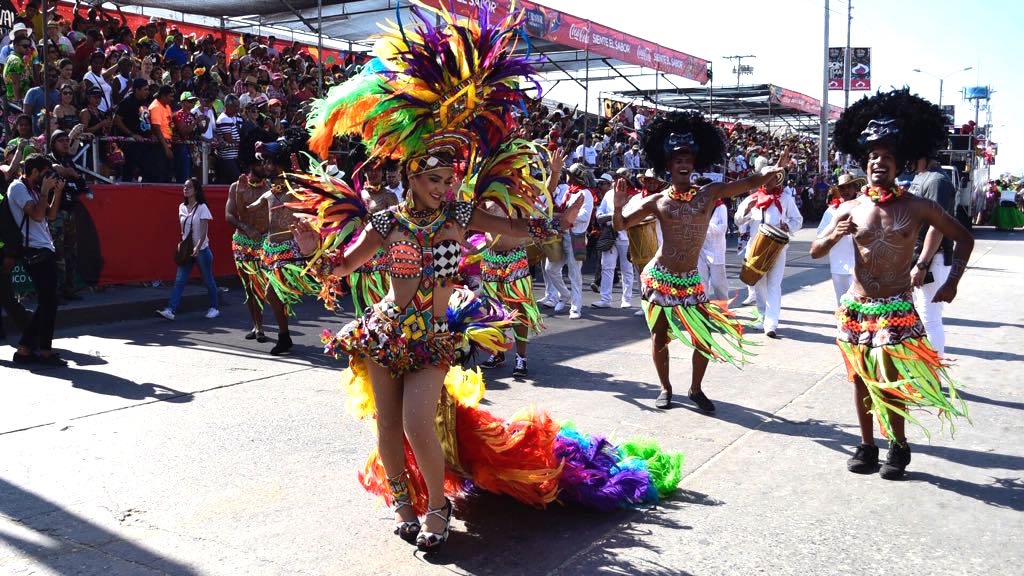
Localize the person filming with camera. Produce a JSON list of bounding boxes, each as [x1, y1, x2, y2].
[[7, 154, 67, 366]]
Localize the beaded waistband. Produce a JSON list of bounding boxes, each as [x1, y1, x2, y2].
[[483, 247, 527, 264], [641, 264, 705, 299]]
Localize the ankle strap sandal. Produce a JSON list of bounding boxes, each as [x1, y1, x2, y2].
[[388, 473, 420, 543], [416, 497, 452, 553]]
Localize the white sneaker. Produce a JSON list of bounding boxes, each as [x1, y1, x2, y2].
[[553, 301, 565, 313], [205, 308, 220, 319], [741, 295, 756, 306], [634, 309, 645, 317], [539, 298, 555, 308], [590, 301, 611, 309], [749, 322, 764, 332], [156, 308, 175, 321], [620, 301, 632, 309], [569, 309, 582, 319]]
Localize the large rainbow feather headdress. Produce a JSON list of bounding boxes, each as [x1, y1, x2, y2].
[[307, 0, 540, 172]]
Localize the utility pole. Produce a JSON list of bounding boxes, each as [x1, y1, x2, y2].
[[844, 1, 852, 111], [819, 0, 830, 176], [723, 55, 756, 90]]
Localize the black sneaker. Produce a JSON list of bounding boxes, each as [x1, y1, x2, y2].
[[688, 390, 716, 413], [846, 444, 880, 474], [270, 332, 293, 356], [879, 442, 912, 480], [590, 282, 599, 293], [512, 355, 528, 377], [480, 352, 505, 369]]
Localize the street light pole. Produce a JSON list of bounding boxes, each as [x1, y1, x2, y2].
[[819, 0, 830, 176]]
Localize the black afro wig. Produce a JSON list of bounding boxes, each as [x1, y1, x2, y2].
[[834, 88, 947, 169], [642, 111, 726, 173]]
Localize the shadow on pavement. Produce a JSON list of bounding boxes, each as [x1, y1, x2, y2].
[[946, 346, 1024, 362], [957, 390, 1024, 411], [908, 473, 1024, 512], [0, 477, 199, 575], [425, 491, 698, 575]]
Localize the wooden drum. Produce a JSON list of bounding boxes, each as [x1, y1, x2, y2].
[[739, 223, 790, 286], [627, 219, 659, 270]]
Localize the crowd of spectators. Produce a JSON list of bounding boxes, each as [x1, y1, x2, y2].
[[1, 1, 362, 185]]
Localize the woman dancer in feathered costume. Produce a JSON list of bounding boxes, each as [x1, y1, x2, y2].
[[289, 1, 684, 553], [811, 89, 973, 479]]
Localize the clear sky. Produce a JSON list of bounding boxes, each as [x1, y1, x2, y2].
[[538, 0, 1021, 176]]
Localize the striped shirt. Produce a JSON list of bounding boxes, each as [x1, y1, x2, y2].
[[214, 112, 241, 159]]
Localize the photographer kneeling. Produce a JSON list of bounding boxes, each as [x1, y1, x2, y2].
[[7, 154, 67, 366]]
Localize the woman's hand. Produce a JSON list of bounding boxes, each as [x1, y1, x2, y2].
[[290, 217, 320, 256]]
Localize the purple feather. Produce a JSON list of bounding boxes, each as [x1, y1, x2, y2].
[[555, 433, 653, 512]]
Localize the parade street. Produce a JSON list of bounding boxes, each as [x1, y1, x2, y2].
[[1, 227, 1021, 576]]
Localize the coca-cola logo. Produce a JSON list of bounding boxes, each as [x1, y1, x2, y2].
[[636, 46, 653, 64], [569, 23, 589, 44]]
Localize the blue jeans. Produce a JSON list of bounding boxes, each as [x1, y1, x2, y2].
[[174, 144, 192, 183], [167, 247, 218, 312]]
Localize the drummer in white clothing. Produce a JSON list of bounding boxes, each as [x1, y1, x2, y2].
[[699, 196, 730, 300], [816, 174, 864, 304], [593, 173, 634, 308], [735, 172, 803, 338], [623, 168, 666, 315]]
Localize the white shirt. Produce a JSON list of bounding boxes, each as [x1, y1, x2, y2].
[[194, 107, 216, 140], [623, 150, 641, 169], [701, 203, 727, 265], [596, 190, 628, 241], [83, 71, 112, 112], [386, 183, 404, 202], [734, 193, 803, 238], [1000, 189, 1017, 203], [6, 179, 55, 251], [565, 187, 594, 235], [634, 113, 647, 130], [179, 202, 213, 251], [817, 204, 854, 275], [575, 145, 597, 166]]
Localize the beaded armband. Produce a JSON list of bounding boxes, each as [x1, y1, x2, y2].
[[527, 217, 562, 243]]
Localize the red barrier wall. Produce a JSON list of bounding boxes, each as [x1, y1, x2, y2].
[[84, 184, 236, 286]]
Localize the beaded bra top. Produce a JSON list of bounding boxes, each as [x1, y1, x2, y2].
[[369, 201, 475, 333]]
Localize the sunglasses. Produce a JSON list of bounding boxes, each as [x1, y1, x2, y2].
[[61, 91, 73, 96]]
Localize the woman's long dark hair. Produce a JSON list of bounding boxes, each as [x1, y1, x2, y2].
[[187, 177, 207, 206]]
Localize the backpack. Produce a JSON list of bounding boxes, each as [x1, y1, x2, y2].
[[0, 190, 28, 259]]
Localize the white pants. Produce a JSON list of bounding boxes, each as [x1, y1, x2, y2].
[[598, 239, 634, 305], [698, 259, 729, 301], [754, 246, 787, 332], [913, 261, 951, 357], [831, 273, 853, 306], [544, 233, 583, 313]]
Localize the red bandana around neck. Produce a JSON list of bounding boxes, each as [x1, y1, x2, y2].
[[829, 196, 842, 208], [563, 183, 587, 209], [752, 186, 783, 212], [863, 184, 903, 204]]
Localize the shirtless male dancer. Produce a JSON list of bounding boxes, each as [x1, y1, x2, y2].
[[811, 89, 972, 479], [225, 164, 271, 341], [613, 111, 787, 411], [349, 159, 397, 315]]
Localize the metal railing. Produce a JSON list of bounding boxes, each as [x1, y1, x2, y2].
[[72, 137, 213, 186]]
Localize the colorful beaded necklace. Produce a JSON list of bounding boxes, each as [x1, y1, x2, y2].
[[392, 203, 450, 331], [667, 185, 698, 203], [862, 185, 903, 205]]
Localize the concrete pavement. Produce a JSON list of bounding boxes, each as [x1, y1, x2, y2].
[[1, 228, 1021, 576]]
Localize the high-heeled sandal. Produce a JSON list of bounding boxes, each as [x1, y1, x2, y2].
[[416, 497, 453, 553], [388, 474, 420, 543]]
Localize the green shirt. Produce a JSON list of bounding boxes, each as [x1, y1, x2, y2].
[[3, 53, 29, 100]]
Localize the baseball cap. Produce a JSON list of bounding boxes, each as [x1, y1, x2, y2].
[[599, 173, 615, 183], [179, 91, 197, 102]]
